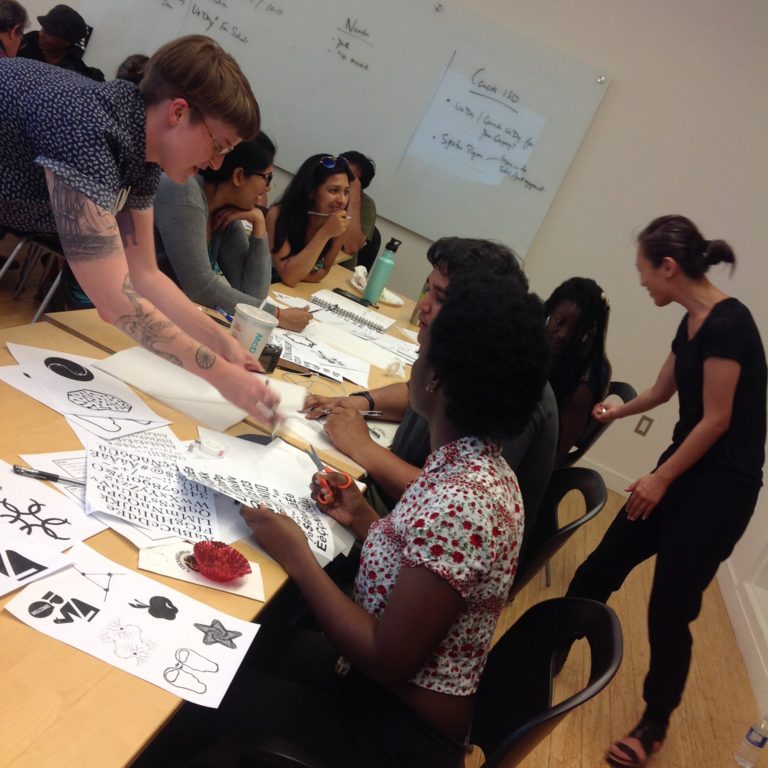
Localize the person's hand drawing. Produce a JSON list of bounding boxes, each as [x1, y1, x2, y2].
[[239, 503, 310, 571], [277, 306, 312, 332]]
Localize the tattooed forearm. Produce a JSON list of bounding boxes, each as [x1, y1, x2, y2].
[[116, 272, 180, 355], [195, 346, 216, 370], [48, 173, 121, 262], [116, 209, 139, 248]]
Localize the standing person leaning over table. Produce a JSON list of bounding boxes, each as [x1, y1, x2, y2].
[[0, 35, 280, 425], [564, 215, 766, 768], [267, 153, 353, 286], [135, 271, 550, 767], [153, 133, 311, 331], [303, 237, 559, 544]]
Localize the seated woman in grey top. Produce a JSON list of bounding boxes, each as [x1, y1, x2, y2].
[[153, 133, 311, 331]]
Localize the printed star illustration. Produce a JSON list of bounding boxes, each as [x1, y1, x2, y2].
[[193, 618, 242, 649]]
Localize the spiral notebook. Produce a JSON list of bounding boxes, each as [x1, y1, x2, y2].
[[309, 289, 396, 334]]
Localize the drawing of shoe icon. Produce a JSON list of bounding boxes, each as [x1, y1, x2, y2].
[[163, 648, 219, 694]]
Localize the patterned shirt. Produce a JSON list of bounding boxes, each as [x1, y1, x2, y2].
[[350, 436, 523, 696], [0, 58, 160, 234]]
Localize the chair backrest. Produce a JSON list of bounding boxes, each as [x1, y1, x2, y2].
[[558, 380, 637, 467], [470, 597, 622, 768], [510, 466, 606, 599]]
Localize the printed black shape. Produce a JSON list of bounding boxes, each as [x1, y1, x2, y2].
[[0, 549, 46, 581], [44, 357, 95, 381], [129, 596, 179, 620], [194, 618, 243, 649]]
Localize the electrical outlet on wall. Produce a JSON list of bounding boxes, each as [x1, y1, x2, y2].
[[635, 416, 653, 436]]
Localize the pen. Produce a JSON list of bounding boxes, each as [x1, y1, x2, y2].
[[13, 464, 86, 487], [316, 409, 384, 417], [215, 306, 234, 323], [308, 211, 351, 220]]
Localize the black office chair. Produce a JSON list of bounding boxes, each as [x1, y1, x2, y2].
[[510, 466, 607, 600], [469, 597, 622, 767], [559, 380, 637, 468]]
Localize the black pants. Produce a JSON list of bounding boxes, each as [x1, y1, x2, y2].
[[132, 624, 464, 768], [566, 464, 758, 725]]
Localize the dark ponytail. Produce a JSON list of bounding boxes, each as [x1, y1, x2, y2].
[[638, 215, 736, 278]]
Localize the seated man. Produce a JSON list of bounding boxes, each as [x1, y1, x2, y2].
[[18, 4, 104, 81], [304, 237, 558, 554], [339, 150, 378, 270]]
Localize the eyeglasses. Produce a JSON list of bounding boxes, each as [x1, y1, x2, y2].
[[201, 117, 234, 156], [318, 155, 348, 169], [254, 172, 273, 184]]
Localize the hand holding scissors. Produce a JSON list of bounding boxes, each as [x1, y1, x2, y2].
[[307, 444, 353, 505]]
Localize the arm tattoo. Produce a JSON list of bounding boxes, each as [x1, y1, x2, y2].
[[49, 174, 121, 262], [116, 274, 182, 365], [195, 346, 216, 370], [116, 209, 139, 248]]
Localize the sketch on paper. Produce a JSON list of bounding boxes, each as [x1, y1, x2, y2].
[[7, 545, 258, 707], [194, 619, 242, 649], [44, 357, 95, 381], [164, 648, 219, 695], [101, 617, 156, 664], [0, 536, 72, 598], [0, 493, 71, 540]]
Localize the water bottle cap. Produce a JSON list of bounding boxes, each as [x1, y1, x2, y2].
[[385, 238, 402, 252]]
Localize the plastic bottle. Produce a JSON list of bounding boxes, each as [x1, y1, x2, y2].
[[364, 238, 401, 305], [735, 714, 768, 767]]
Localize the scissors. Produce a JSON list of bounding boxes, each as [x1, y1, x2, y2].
[[307, 444, 353, 504]]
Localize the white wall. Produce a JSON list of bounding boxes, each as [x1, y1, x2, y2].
[[27, 0, 768, 708]]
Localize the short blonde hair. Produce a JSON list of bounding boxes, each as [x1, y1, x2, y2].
[[141, 35, 260, 140]]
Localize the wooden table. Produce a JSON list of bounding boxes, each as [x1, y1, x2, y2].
[[0, 323, 289, 768]]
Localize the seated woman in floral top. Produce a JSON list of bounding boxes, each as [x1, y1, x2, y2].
[[135, 262, 549, 768]]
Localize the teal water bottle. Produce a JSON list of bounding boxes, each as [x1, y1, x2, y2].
[[364, 238, 401, 304]]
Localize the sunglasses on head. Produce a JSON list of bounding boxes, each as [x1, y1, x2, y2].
[[318, 155, 348, 170]]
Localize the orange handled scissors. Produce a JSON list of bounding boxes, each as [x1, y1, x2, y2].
[[307, 444, 353, 504]]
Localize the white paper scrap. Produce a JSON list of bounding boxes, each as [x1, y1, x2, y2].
[[0, 532, 72, 598]]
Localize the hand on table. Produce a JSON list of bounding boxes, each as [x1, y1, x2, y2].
[[323, 407, 373, 458], [302, 394, 367, 420], [624, 473, 669, 521]]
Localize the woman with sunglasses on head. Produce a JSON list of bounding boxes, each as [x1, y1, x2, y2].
[[565, 215, 765, 767], [267, 154, 354, 287], [154, 133, 311, 331]]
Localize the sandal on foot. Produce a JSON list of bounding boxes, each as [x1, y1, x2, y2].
[[605, 719, 665, 767]]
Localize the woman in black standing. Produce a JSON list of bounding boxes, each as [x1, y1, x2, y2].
[[566, 215, 766, 766]]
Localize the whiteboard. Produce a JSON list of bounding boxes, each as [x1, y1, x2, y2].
[[80, 0, 609, 259]]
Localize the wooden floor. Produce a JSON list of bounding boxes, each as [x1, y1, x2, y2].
[[0, 244, 757, 767], [467, 488, 757, 768]]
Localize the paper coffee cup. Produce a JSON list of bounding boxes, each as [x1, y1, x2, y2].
[[230, 303, 278, 358]]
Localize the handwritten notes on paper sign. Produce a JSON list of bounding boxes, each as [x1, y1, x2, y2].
[[408, 68, 546, 187]]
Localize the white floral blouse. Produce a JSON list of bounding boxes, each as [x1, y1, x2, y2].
[[350, 436, 523, 696]]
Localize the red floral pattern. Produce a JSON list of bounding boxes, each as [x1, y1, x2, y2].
[[352, 436, 523, 695]]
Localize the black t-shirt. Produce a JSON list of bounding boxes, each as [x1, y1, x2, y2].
[[665, 298, 766, 485]]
